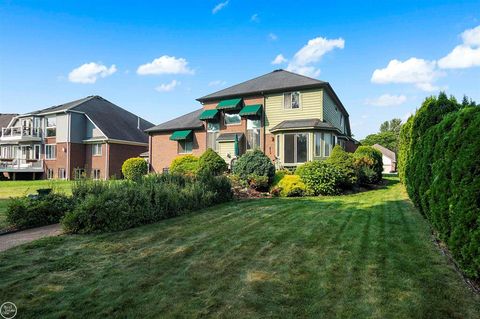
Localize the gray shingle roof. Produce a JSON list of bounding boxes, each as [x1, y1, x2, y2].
[[0, 114, 17, 128], [373, 144, 396, 162], [197, 69, 326, 102], [145, 108, 204, 133], [270, 119, 340, 132], [216, 133, 244, 142], [23, 96, 154, 143]]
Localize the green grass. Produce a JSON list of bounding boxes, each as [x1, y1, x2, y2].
[[0, 199, 9, 229], [0, 178, 479, 318], [0, 180, 72, 199]]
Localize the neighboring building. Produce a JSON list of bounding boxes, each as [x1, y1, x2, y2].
[[372, 144, 397, 173], [0, 114, 18, 129], [147, 69, 358, 172], [0, 96, 154, 180]]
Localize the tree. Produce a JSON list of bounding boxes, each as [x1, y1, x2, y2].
[[361, 131, 398, 153], [379, 118, 402, 135]]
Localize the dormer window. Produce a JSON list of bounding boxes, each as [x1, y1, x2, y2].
[[284, 92, 300, 109]]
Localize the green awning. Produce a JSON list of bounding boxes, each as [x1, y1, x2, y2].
[[169, 130, 192, 141], [199, 109, 219, 120], [217, 98, 243, 110], [239, 104, 262, 117]]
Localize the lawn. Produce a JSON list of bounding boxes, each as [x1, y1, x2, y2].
[[0, 180, 73, 229], [0, 178, 479, 318]]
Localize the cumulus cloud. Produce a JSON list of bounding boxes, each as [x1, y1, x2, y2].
[[371, 58, 442, 91], [286, 37, 345, 77], [155, 80, 179, 92], [212, 0, 229, 14], [271, 54, 287, 65], [365, 94, 407, 107], [137, 56, 194, 75], [438, 25, 480, 69], [268, 33, 278, 41], [68, 62, 117, 84]]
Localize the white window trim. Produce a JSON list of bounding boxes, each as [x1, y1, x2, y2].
[[314, 132, 322, 157], [178, 140, 193, 154], [283, 91, 302, 110], [92, 169, 101, 180], [45, 144, 56, 160], [283, 133, 308, 165], [223, 112, 242, 126], [58, 168, 66, 180], [92, 143, 102, 156]]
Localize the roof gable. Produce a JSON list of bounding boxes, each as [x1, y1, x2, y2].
[[197, 69, 326, 102], [145, 108, 204, 133]]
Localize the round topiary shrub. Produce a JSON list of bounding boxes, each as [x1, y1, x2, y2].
[[353, 146, 383, 184], [295, 161, 344, 196], [233, 149, 275, 184], [277, 175, 306, 197], [326, 145, 357, 188], [122, 157, 148, 181], [170, 155, 199, 175], [198, 148, 228, 176]]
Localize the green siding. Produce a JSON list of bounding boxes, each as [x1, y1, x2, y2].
[[323, 92, 346, 134]]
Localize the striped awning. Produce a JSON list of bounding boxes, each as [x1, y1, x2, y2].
[[239, 104, 262, 117], [169, 130, 192, 141], [199, 109, 219, 120], [216, 98, 243, 110]]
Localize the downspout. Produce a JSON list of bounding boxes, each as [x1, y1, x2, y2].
[[148, 134, 152, 173], [66, 111, 71, 180], [105, 142, 109, 180]]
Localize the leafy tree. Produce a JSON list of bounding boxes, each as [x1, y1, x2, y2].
[[379, 118, 402, 135], [360, 131, 398, 153]]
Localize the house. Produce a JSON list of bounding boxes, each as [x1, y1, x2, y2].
[[372, 144, 397, 173], [146, 69, 358, 172], [0, 96, 154, 180]]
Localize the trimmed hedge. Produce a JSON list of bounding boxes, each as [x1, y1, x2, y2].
[[353, 146, 383, 185], [233, 149, 275, 184], [7, 193, 73, 230], [295, 161, 344, 196], [62, 172, 233, 233], [122, 157, 148, 181], [326, 145, 357, 188], [170, 155, 199, 175], [198, 148, 228, 176], [398, 92, 479, 279]]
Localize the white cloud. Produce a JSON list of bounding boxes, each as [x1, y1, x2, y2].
[[155, 80, 180, 92], [268, 33, 278, 41], [286, 37, 345, 77], [68, 62, 117, 84], [271, 54, 287, 65], [251, 13, 259, 22], [365, 94, 407, 107], [438, 25, 480, 69], [212, 0, 229, 14], [208, 80, 227, 86], [137, 56, 194, 75], [371, 58, 442, 91]]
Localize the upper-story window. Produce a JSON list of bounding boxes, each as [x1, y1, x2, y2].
[[246, 119, 261, 150], [207, 122, 220, 151], [224, 112, 241, 125], [340, 114, 344, 129], [284, 92, 301, 109], [92, 143, 102, 156], [45, 116, 56, 137], [178, 140, 193, 154]]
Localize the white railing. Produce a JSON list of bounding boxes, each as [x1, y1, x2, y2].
[[1, 127, 42, 139], [0, 159, 44, 171]]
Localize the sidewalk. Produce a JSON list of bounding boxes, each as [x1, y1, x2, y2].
[[0, 224, 62, 252]]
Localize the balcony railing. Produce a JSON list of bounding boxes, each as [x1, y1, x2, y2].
[[1, 127, 42, 140], [0, 158, 44, 171]]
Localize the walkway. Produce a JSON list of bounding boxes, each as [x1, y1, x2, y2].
[[0, 224, 62, 252]]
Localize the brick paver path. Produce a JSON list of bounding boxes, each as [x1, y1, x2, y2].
[[0, 224, 62, 252]]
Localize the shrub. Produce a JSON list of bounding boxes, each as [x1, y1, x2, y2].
[[7, 193, 73, 230], [272, 169, 292, 187], [62, 172, 233, 234], [122, 157, 148, 181], [247, 174, 269, 191], [198, 148, 228, 176], [353, 146, 383, 184], [233, 149, 275, 184], [277, 175, 306, 197], [170, 155, 199, 175], [295, 161, 344, 196], [326, 145, 357, 188]]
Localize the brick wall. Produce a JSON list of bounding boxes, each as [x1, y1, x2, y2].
[[108, 143, 148, 179], [84, 143, 107, 179]]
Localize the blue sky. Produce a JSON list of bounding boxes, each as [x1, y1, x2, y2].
[[1, 0, 479, 139]]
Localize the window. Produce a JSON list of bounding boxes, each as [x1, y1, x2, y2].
[[45, 116, 56, 137], [45, 144, 56, 159], [178, 140, 193, 154], [224, 112, 241, 125], [46, 168, 54, 179], [276, 135, 280, 157], [1, 146, 14, 159], [284, 133, 308, 164], [340, 115, 344, 129], [74, 168, 85, 180], [34, 145, 41, 160], [92, 169, 101, 180], [284, 92, 301, 109], [58, 168, 66, 180], [246, 119, 261, 150], [324, 133, 332, 157], [206, 122, 220, 151], [314, 132, 322, 157], [92, 143, 102, 156]]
